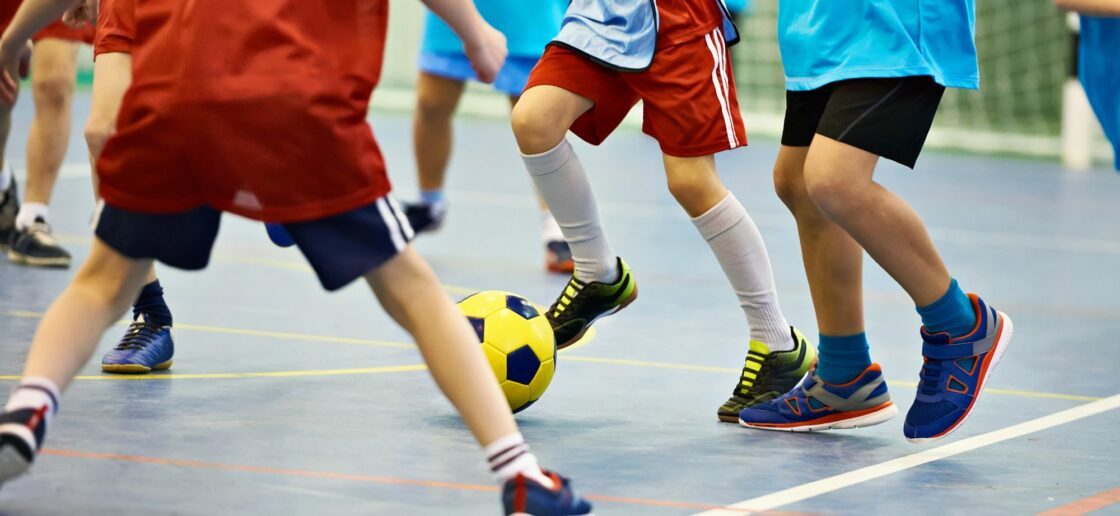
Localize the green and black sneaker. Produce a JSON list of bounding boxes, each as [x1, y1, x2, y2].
[[717, 327, 817, 423], [547, 257, 638, 349]]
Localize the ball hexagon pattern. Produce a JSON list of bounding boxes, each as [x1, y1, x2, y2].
[[457, 291, 557, 413]]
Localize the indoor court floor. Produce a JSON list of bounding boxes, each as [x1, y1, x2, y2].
[[1, 94, 1118, 515]]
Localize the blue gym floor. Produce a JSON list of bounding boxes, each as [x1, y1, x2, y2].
[[1, 93, 1118, 515]]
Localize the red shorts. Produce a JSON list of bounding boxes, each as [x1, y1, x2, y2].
[[94, 0, 134, 56], [0, 1, 15, 31], [526, 29, 746, 157], [34, 19, 95, 44]]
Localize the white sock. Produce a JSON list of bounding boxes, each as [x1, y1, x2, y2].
[[3, 377, 60, 451], [523, 140, 617, 283], [692, 193, 794, 351], [541, 210, 564, 243], [16, 202, 49, 231], [0, 162, 11, 191], [485, 432, 554, 489]]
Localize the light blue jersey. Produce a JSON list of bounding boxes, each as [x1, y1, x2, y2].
[[422, 0, 567, 57], [1079, 16, 1120, 170], [778, 0, 979, 92], [554, 0, 739, 71]]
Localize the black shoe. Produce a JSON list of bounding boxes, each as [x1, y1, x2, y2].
[[546, 258, 638, 349], [8, 217, 71, 268], [403, 201, 446, 234], [0, 175, 18, 251]]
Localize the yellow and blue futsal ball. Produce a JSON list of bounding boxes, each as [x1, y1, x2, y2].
[[457, 291, 556, 413]]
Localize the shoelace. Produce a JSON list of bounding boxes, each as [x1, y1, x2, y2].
[[548, 277, 587, 319], [734, 361, 773, 398], [114, 320, 162, 351], [29, 222, 60, 246], [918, 358, 946, 396]]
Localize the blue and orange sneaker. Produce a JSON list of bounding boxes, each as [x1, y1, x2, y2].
[[101, 314, 175, 374], [905, 294, 1013, 442], [738, 364, 897, 432], [502, 470, 592, 516], [265, 223, 295, 247]]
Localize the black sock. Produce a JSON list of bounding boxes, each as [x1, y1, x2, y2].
[[133, 280, 173, 326]]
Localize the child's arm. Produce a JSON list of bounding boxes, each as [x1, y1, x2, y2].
[[420, 0, 507, 83], [1055, 0, 1120, 16], [0, 0, 84, 103]]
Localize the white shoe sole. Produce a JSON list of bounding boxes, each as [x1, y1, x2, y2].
[[906, 311, 1015, 443], [739, 402, 898, 432]]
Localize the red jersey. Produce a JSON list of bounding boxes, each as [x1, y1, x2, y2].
[[97, 0, 392, 222], [93, 0, 134, 56]]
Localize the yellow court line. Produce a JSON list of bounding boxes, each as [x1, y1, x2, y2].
[[0, 364, 428, 381], [0, 310, 1101, 401]]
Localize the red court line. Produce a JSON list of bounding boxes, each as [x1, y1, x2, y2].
[[1038, 487, 1120, 516], [40, 448, 774, 513]]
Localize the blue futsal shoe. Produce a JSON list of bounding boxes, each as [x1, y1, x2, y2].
[[738, 364, 897, 432], [905, 294, 1013, 442], [502, 470, 593, 516], [265, 223, 295, 247], [101, 314, 175, 374]]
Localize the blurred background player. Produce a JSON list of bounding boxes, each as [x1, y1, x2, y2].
[[0, 6, 92, 268], [737, 0, 1013, 441], [404, 0, 574, 273], [510, 0, 817, 423], [83, 0, 174, 374], [1056, 0, 1119, 170], [0, 0, 591, 513]]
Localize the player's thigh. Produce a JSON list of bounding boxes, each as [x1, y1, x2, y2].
[[87, 53, 132, 150], [30, 39, 79, 98]]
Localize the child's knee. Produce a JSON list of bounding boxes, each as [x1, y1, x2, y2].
[[511, 102, 566, 155], [773, 162, 808, 209], [32, 74, 74, 110], [802, 159, 854, 215]]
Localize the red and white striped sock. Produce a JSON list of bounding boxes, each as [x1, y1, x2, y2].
[[485, 432, 554, 489]]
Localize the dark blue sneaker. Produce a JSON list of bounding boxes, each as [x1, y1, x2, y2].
[[738, 364, 897, 432], [0, 172, 18, 251], [905, 294, 1013, 442], [101, 314, 175, 374], [403, 201, 446, 235], [502, 470, 592, 516], [0, 406, 48, 487], [265, 223, 295, 247]]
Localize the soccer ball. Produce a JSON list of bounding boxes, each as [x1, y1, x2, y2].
[[457, 291, 556, 413]]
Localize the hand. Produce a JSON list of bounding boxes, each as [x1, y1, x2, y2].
[[63, 0, 98, 28], [0, 40, 32, 106], [463, 23, 507, 84]]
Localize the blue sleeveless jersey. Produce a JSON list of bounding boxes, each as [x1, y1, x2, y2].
[[778, 0, 979, 92], [422, 0, 567, 57], [1080, 16, 1120, 170]]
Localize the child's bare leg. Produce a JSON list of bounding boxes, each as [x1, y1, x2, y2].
[[413, 73, 466, 198], [364, 246, 551, 485]]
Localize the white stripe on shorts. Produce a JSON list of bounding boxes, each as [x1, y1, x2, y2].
[[714, 28, 737, 147], [704, 31, 738, 149], [376, 197, 406, 252], [386, 195, 415, 240]]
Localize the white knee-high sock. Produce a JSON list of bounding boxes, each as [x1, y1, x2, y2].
[[692, 193, 794, 351], [523, 140, 617, 283]]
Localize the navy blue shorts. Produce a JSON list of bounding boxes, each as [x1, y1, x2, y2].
[[93, 196, 415, 291]]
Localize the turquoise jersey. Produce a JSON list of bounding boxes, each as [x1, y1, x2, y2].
[[422, 0, 567, 57], [1080, 15, 1120, 170], [778, 0, 979, 92]]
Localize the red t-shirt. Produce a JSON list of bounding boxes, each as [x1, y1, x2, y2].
[[94, 0, 135, 56], [657, 0, 727, 46], [97, 0, 392, 222]]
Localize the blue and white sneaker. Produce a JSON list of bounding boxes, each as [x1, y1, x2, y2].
[[265, 223, 295, 247], [738, 364, 897, 432], [502, 470, 593, 516], [101, 314, 175, 374], [905, 294, 1013, 442]]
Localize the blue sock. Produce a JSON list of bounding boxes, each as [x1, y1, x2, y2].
[[816, 332, 872, 384], [133, 280, 172, 327], [420, 189, 446, 205], [916, 278, 976, 338]]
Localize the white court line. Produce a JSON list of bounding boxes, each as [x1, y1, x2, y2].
[[694, 394, 1120, 515]]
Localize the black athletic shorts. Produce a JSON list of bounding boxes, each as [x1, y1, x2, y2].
[[781, 76, 945, 168], [93, 196, 414, 291]]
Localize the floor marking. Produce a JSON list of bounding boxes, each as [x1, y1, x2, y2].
[[692, 394, 1120, 515], [37, 448, 758, 512], [1038, 487, 1120, 515], [0, 364, 427, 381], [0, 310, 1099, 401]]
